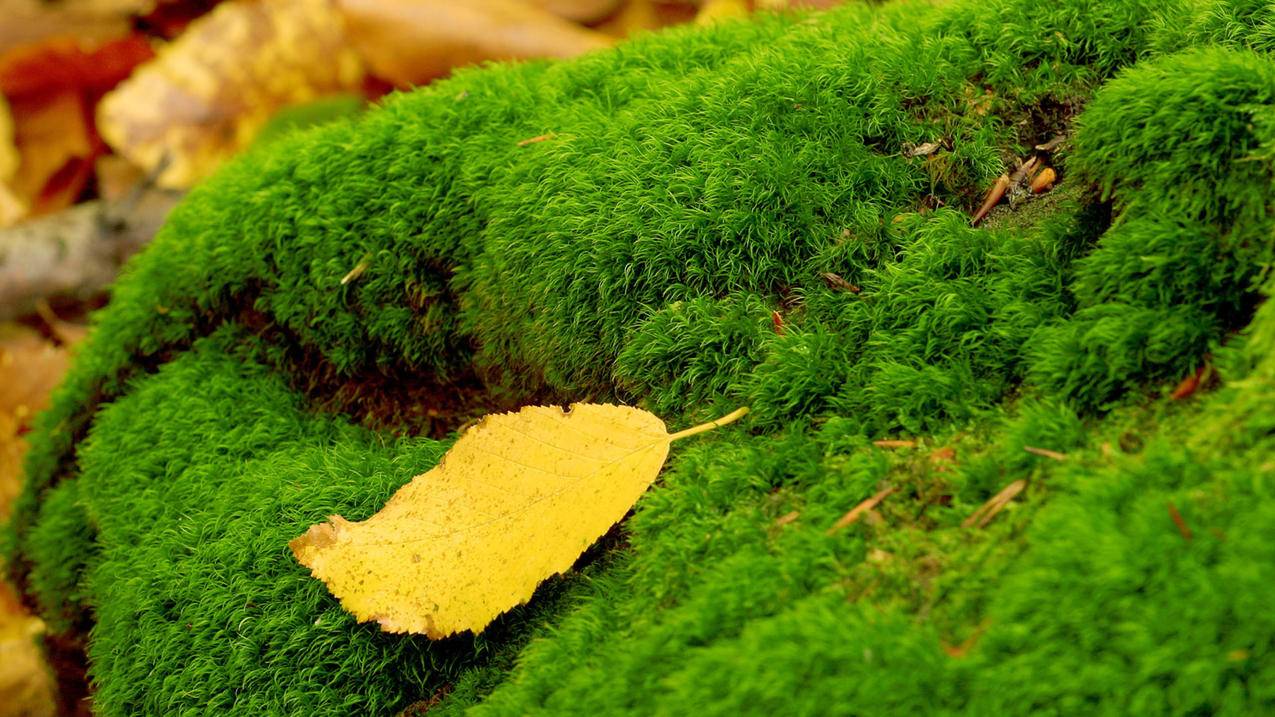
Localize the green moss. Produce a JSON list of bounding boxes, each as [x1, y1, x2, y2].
[[6, 0, 1275, 714]]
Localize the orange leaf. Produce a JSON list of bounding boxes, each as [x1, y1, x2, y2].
[[4, 90, 96, 222], [0, 34, 154, 99]]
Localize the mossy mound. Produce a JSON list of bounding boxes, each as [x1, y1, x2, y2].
[[6, 0, 1275, 714]]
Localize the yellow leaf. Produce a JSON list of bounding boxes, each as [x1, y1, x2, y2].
[[291, 403, 748, 638], [0, 95, 16, 183], [696, 0, 751, 25], [0, 97, 20, 227], [0, 573, 53, 717], [96, 0, 365, 189], [595, 0, 696, 38]]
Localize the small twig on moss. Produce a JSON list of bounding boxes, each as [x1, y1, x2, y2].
[[827, 486, 895, 535], [1171, 362, 1211, 400], [340, 253, 373, 285], [872, 439, 915, 449], [774, 510, 800, 527], [1024, 445, 1067, 461], [770, 310, 785, 335], [517, 133, 555, 147], [962, 479, 1027, 529], [1167, 501, 1193, 541]]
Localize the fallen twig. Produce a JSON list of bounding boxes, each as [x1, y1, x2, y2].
[[516, 133, 554, 147], [872, 439, 915, 449], [1023, 445, 1067, 462], [0, 186, 182, 320], [827, 486, 895, 535], [962, 479, 1027, 529], [774, 510, 800, 527], [1167, 501, 1193, 541]]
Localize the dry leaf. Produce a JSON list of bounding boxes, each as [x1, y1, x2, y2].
[[755, 0, 846, 8], [0, 34, 154, 99], [696, 0, 750, 25], [0, 98, 19, 227], [0, 321, 69, 717], [97, 0, 365, 188], [2, 90, 97, 225], [0, 573, 53, 717], [595, 0, 696, 38], [1, 321, 77, 524], [339, 0, 613, 88], [0, 0, 149, 56], [293, 404, 747, 637], [0, 413, 25, 522], [0, 96, 15, 182], [524, 0, 624, 23], [0, 324, 73, 427]]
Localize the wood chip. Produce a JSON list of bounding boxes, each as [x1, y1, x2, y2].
[[872, 439, 915, 449], [827, 486, 895, 535], [962, 479, 1027, 529], [1023, 445, 1067, 462]]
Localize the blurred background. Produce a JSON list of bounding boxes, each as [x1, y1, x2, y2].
[[0, 0, 842, 714]]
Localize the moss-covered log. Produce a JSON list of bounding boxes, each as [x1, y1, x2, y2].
[[6, 0, 1275, 714]]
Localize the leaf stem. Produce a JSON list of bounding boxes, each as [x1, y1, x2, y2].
[[668, 406, 750, 442]]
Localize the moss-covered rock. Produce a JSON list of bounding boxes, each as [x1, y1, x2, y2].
[[6, 0, 1275, 714]]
